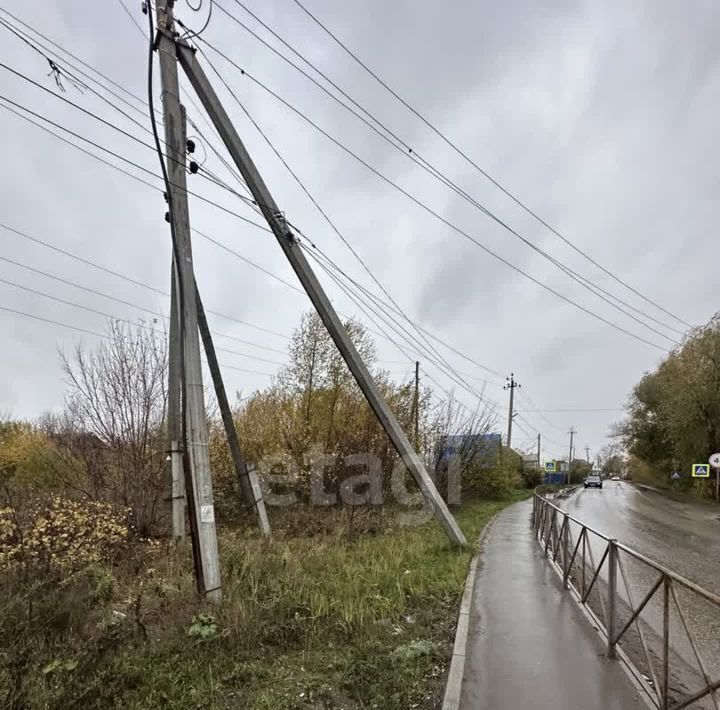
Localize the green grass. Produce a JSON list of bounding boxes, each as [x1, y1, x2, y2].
[[1, 492, 528, 709]]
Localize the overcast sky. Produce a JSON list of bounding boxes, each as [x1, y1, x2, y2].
[[1, 0, 717, 463]]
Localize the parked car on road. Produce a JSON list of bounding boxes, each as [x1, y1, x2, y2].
[[584, 474, 603, 489], [611, 475, 621, 481]]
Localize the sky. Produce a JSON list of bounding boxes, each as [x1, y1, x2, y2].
[[0, 0, 718, 464]]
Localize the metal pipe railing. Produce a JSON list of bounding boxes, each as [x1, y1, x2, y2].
[[533, 491, 720, 710]]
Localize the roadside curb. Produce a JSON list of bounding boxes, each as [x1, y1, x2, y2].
[[441, 512, 498, 710]]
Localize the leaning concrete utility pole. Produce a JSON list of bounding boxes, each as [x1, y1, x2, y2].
[[567, 427, 576, 485], [155, 0, 221, 601], [176, 44, 466, 547], [195, 286, 271, 537], [504, 373, 520, 450]]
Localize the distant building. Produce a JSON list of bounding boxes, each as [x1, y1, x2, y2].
[[436, 433, 502, 469]]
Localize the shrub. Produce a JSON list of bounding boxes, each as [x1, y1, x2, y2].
[[0, 497, 129, 575]]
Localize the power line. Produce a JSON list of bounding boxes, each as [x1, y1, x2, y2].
[[299, 239, 494, 401], [0, 222, 290, 340], [0, 93, 269, 234], [0, 7, 251, 198], [210, 0, 684, 341], [290, 0, 692, 330], [0, 305, 108, 339], [114, 0, 148, 39], [0, 101, 457, 361], [0, 304, 276, 377], [0, 253, 287, 355], [193, 41, 670, 351], [0, 81, 509, 384], [0, 12, 652, 394], [0, 61, 263, 218], [196, 46, 481, 394], [516, 389, 567, 434], [518, 408, 625, 413], [0, 276, 286, 366], [302, 241, 498, 416]]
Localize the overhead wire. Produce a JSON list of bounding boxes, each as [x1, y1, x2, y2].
[[0, 254, 288, 355], [0, 60, 265, 218], [0, 94, 271, 234], [297, 238, 496, 400], [290, 0, 692, 330], [194, 45, 480, 391], [0, 12, 257, 205], [0, 222, 291, 340], [301, 241, 499, 416], [0, 303, 276, 378], [207, 0, 685, 342], [0, 6, 551, 391], [4, 6, 632, 428], [108, 1, 512, 390], [0, 276, 286, 365], [188, 39, 670, 351]]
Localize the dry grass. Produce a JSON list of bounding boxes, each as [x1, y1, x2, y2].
[[0, 494, 527, 709]]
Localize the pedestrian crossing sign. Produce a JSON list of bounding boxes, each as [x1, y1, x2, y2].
[[545, 461, 556, 472], [692, 464, 710, 478]]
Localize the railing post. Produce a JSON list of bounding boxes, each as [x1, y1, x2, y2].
[[532, 495, 536, 528], [662, 575, 670, 709], [581, 529, 586, 598], [545, 509, 554, 558], [563, 513, 570, 589], [607, 539, 618, 658]]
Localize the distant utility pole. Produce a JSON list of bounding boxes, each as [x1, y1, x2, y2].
[[585, 445, 591, 464], [155, 0, 221, 601], [413, 360, 420, 450], [567, 427, 576, 484], [173, 43, 466, 547], [537, 433, 541, 471], [504, 373, 521, 450]]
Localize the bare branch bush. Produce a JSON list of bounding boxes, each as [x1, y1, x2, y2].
[[55, 320, 168, 534]]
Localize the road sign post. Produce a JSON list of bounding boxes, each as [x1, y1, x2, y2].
[[709, 453, 720, 504]]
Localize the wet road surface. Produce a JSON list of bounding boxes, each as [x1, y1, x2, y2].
[[460, 499, 643, 709], [560, 481, 720, 595]]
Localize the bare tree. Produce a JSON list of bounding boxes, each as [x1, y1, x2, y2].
[[57, 320, 168, 534]]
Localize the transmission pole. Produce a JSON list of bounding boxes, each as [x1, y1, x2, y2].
[[568, 427, 576, 485], [585, 445, 591, 464], [537, 433, 541, 471], [176, 44, 466, 546], [413, 360, 420, 450], [155, 0, 221, 601], [504, 373, 520, 450]]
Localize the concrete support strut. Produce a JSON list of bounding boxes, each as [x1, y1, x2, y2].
[[177, 44, 466, 547]]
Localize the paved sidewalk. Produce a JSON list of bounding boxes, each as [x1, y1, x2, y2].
[[460, 499, 643, 709]]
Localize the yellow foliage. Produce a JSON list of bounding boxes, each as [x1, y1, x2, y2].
[[0, 497, 129, 573], [0, 423, 47, 474]]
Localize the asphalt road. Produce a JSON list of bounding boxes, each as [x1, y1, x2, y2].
[[559, 481, 720, 695], [561, 481, 720, 595]]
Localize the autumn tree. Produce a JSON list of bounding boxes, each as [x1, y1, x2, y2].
[[621, 314, 720, 493]]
